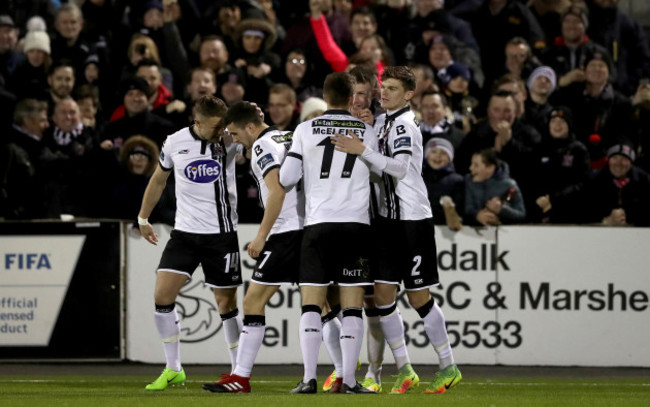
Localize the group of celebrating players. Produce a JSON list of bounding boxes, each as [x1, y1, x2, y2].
[[137, 65, 461, 395]]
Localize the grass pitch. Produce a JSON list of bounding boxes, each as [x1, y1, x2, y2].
[[1, 373, 649, 407]]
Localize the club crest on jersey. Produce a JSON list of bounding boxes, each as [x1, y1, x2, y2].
[[394, 137, 411, 149], [257, 153, 275, 171], [184, 159, 222, 183]]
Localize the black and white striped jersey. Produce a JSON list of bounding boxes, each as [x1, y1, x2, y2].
[[373, 106, 432, 221], [250, 127, 304, 235], [284, 110, 377, 226], [160, 125, 239, 234]]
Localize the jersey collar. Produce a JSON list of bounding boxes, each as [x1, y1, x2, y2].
[[386, 105, 410, 122], [258, 125, 276, 140], [323, 109, 352, 116], [189, 124, 201, 141]]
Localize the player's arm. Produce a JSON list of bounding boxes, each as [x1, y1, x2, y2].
[[137, 164, 171, 245], [331, 131, 410, 179], [279, 126, 303, 189], [248, 168, 285, 258]]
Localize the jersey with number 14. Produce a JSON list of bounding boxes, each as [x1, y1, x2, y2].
[[287, 110, 377, 226], [250, 127, 304, 236], [373, 106, 432, 220]]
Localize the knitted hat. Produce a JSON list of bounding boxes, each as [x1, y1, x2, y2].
[[584, 49, 614, 74], [143, 0, 163, 11], [444, 62, 471, 83], [24, 31, 51, 55], [425, 137, 454, 162], [121, 76, 150, 97], [300, 97, 328, 122], [0, 15, 14, 27], [527, 66, 556, 92], [548, 106, 573, 133], [607, 144, 636, 162]]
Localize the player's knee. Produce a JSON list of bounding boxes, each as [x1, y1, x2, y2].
[[243, 294, 265, 315]]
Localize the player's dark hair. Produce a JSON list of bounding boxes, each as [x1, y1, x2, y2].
[[349, 65, 376, 88], [224, 101, 263, 128], [193, 95, 227, 120], [382, 66, 416, 92], [323, 72, 354, 107]]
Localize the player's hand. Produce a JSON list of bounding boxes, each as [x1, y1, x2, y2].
[[331, 130, 365, 155], [249, 102, 265, 122], [247, 236, 265, 258], [352, 108, 374, 125], [139, 223, 159, 245]]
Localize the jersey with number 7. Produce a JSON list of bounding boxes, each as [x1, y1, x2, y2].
[[283, 110, 377, 226]]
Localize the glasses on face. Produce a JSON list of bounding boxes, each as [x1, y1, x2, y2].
[[289, 58, 306, 65]]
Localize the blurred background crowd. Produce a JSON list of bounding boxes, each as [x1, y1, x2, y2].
[[1, 0, 650, 227]]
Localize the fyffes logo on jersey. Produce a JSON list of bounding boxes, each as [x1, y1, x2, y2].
[[185, 159, 222, 183]]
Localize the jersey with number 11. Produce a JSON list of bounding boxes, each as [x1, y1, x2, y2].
[[287, 110, 377, 226]]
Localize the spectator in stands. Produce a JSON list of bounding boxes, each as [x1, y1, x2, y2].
[[110, 135, 175, 227], [357, 33, 392, 79], [198, 0, 241, 53], [47, 60, 76, 111], [412, 0, 479, 54], [427, 34, 484, 91], [553, 51, 636, 169], [348, 6, 377, 54], [468, 0, 546, 88], [420, 90, 466, 150], [456, 90, 540, 178], [503, 37, 541, 80], [583, 143, 650, 226], [586, 0, 650, 95], [198, 35, 246, 104], [74, 84, 103, 133], [493, 73, 528, 122], [524, 66, 556, 131], [266, 83, 299, 131], [51, 3, 94, 80], [41, 97, 97, 217], [111, 59, 172, 121], [464, 148, 526, 226], [0, 99, 49, 219], [102, 76, 176, 150], [122, 34, 175, 98], [10, 30, 50, 100], [442, 62, 479, 133], [529, 0, 572, 43], [232, 18, 280, 105], [0, 15, 23, 84], [279, 49, 321, 103], [422, 137, 464, 230], [530, 106, 590, 223], [411, 63, 436, 114], [543, 5, 611, 89]]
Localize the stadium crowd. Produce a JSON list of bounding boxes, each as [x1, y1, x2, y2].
[[1, 0, 650, 227]]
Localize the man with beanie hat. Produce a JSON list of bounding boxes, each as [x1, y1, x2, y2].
[[525, 65, 556, 130], [586, 0, 650, 95], [583, 141, 650, 226], [529, 105, 590, 223]]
